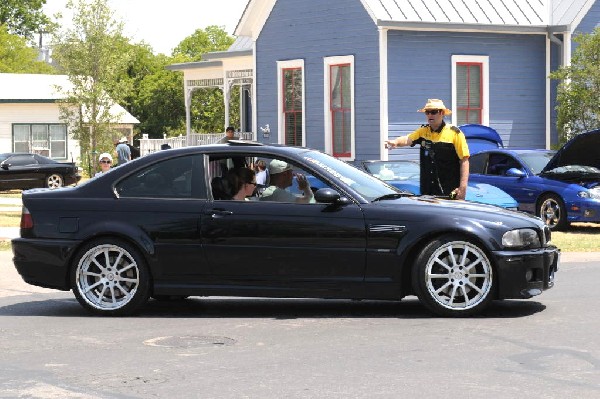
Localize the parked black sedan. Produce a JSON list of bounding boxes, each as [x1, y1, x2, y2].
[[12, 142, 559, 316], [0, 153, 81, 190]]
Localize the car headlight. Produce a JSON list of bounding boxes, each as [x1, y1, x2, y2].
[[502, 228, 541, 249], [578, 190, 600, 200]]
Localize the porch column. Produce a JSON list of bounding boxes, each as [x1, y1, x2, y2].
[[185, 87, 192, 146], [224, 83, 230, 130]]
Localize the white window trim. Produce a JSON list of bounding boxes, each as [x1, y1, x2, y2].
[[451, 55, 489, 126], [323, 55, 355, 160], [277, 59, 305, 145]]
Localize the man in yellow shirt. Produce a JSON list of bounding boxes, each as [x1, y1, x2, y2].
[[384, 99, 470, 200]]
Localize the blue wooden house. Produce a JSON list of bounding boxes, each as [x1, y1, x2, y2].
[[168, 0, 600, 161]]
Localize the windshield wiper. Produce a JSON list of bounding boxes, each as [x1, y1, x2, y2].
[[372, 192, 412, 202]]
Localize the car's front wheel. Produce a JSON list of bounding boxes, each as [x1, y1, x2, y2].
[[46, 173, 64, 189], [71, 239, 150, 316], [412, 235, 494, 317], [538, 194, 568, 230]]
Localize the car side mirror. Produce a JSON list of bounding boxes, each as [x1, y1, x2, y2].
[[314, 188, 352, 205], [505, 168, 525, 178]]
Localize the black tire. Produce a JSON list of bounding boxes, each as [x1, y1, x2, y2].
[[71, 238, 150, 316], [412, 234, 495, 317], [537, 194, 569, 230]]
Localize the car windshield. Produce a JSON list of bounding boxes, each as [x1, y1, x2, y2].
[[518, 152, 556, 174], [301, 151, 398, 201], [364, 161, 420, 181]]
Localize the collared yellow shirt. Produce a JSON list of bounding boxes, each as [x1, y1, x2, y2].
[[408, 123, 470, 159]]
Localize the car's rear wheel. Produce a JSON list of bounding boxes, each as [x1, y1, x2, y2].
[[538, 194, 568, 230], [412, 235, 494, 317], [46, 174, 64, 189], [71, 239, 150, 316]]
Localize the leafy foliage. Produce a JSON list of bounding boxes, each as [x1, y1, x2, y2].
[[51, 0, 133, 175], [0, 25, 55, 73], [0, 0, 52, 41], [551, 27, 600, 146]]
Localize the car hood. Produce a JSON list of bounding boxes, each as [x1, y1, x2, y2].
[[373, 195, 541, 225], [459, 124, 504, 154], [542, 129, 600, 172]]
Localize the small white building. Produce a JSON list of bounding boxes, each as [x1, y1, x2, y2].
[[0, 73, 139, 161]]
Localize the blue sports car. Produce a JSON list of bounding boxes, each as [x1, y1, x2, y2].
[[357, 160, 518, 210], [463, 125, 600, 230]]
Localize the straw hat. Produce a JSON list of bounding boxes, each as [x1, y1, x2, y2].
[[418, 99, 452, 115]]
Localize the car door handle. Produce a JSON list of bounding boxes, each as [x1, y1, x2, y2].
[[204, 209, 233, 218]]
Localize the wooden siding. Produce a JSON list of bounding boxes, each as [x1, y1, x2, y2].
[[255, 0, 381, 160], [575, 0, 600, 34], [1, 103, 78, 160], [387, 30, 547, 150]]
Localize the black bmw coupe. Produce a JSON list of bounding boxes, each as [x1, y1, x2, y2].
[[12, 142, 559, 316], [0, 153, 81, 190]]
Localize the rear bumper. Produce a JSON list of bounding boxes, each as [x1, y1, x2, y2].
[[493, 246, 559, 299], [11, 237, 81, 290]]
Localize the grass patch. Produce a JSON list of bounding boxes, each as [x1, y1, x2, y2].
[[551, 223, 600, 252], [0, 212, 21, 227], [0, 190, 22, 198]]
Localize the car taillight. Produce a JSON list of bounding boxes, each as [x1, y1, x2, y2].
[[20, 207, 33, 229]]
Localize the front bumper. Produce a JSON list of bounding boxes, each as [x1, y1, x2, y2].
[[493, 245, 559, 299], [11, 237, 81, 291]]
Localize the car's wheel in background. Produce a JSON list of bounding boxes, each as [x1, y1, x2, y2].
[[412, 235, 494, 317], [538, 194, 568, 230], [71, 239, 150, 316], [46, 174, 64, 188]]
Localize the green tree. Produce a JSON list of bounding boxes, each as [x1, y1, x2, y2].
[[51, 0, 133, 175], [119, 44, 185, 138], [0, 25, 55, 73], [171, 26, 240, 134], [173, 25, 234, 60], [551, 27, 600, 145], [0, 0, 52, 41]]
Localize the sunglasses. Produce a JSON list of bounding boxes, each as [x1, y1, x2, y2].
[[99, 160, 112, 164], [424, 109, 441, 115]]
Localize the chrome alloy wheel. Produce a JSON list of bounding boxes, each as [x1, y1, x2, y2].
[[425, 241, 493, 311], [540, 197, 562, 228], [75, 244, 140, 311], [46, 173, 64, 188]]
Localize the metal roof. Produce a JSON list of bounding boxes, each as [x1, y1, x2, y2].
[[362, 0, 549, 26], [0, 73, 139, 124], [362, 0, 597, 29]]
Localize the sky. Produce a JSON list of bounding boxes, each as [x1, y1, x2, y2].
[[43, 0, 250, 54]]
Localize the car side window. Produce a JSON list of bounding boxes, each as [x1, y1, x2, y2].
[[486, 154, 521, 176], [6, 155, 37, 166], [116, 155, 195, 198], [469, 154, 487, 174]]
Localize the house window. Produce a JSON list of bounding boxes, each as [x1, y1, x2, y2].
[[277, 60, 305, 146], [324, 55, 354, 160], [283, 67, 303, 145], [452, 55, 489, 126], [12, 124, 67, 159]]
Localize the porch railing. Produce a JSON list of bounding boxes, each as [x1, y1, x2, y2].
[[138, 132, 255, 156]]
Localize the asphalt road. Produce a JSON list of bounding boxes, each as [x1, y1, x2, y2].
[[1, 250, 600, 399]]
